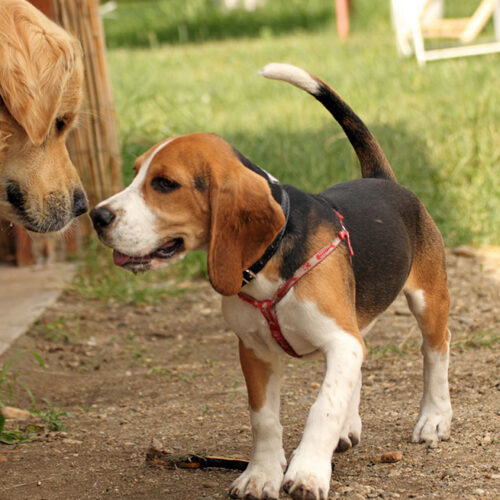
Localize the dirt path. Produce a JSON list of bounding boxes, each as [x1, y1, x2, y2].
[[1, 250, 499, 499]]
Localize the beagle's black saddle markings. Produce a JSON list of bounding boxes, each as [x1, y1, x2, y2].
[[91, 63, 451, 500]]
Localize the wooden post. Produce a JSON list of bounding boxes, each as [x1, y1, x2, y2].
[[335, 0, 351, 41], [28, 0, 54, 17], [14, 226, 34, 266]]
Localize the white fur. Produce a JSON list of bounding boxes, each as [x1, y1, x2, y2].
[[259, 63, 321, 95], [413, 337, 452, 447], [283, 333, 362, 498], [338, 372, 362, 448], [262, 168, 279, 184], [406, 288, 426, 316], [229, 353, 285, 499], [95, 138, 176, 255], [223, 274, 364, 499]]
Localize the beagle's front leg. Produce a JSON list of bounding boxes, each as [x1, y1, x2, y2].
[[283, 330, 364, 500], [230, 340, 286, 500]]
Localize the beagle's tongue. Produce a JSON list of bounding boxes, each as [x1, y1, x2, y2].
[[113, 249, 131, 266]]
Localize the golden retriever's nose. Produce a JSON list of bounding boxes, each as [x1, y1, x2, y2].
[[73, 189, 88, 217], [90, 206, 115, 233]]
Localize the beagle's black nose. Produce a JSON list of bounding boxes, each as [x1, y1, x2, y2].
[[90, 206, 116, 231]]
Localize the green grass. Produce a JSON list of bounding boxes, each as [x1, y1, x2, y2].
[[77, 0, 500, 298], [0, 350, 44, 409]]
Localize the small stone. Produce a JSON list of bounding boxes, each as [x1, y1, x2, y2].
[[0, 406, 32, 421], [379, 451, 403, 463], [441, 469, 454, 479], [203, 481, 218, 488], [151, 437, 163, 451], [472, 489, 486, 496], [452, 245, 476, 257], [481, 434, 492, 445], [62, 438, 82, 445]]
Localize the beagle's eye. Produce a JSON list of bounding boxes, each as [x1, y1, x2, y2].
[[151, 177, 180, 193]]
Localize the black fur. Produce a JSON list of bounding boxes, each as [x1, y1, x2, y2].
[[275, 179, 421, 319], [322, 179, 421, 317], [314, 83, 396, 183], [194, 175, 207, 192], [6, 181, 25, 212], [233, 147, 283, 205], [278, 185, 342, 281]]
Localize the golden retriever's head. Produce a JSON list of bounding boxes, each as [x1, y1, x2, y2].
[[0, 0, 87, 233]]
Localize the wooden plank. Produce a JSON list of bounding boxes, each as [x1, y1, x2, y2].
[[421, 40, 500, 62], [0, 220, 16, 263], [14, 227, 34, 266], [460, 0, 497, 43], [421, 18, 469, 39], [28, 0, 54, 18]]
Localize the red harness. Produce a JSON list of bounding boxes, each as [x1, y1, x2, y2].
[[238, 210, 354, 358]]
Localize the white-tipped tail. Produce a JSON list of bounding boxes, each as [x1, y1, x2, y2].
[[258, 62, 321, 95]]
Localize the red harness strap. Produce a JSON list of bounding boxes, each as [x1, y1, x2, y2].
[[238, 211, 354, 358]]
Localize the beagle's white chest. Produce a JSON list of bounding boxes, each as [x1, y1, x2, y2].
[[221, 276, 331, 360]]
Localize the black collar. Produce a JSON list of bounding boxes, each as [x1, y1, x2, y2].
[[242, 187, 290, 287]]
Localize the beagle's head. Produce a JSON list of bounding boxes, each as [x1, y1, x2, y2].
[[0, 0, 87, 233], [91, 133, 286, 296]]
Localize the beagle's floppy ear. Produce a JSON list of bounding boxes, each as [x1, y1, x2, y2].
[[0, 1, 81, 145], [207, 161, 286, 296]]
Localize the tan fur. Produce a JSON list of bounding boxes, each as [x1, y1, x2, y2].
[[0, 0, 85, 232], [238, 339, 272, 411], [405, 212, 450, 352], [292, 225, 365, 352]]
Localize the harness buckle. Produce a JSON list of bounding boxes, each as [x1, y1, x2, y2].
[[242, 269, 257, 284]]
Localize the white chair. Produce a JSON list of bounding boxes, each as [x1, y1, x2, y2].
[[391, 0, 500, 65]]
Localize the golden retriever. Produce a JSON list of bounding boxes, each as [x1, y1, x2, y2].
[[0, 0, 87, 233]]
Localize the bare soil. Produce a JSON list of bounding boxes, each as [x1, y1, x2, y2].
[[1, 250, 499, 499]]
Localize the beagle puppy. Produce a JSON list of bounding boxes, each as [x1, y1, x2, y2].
[[90, 63, 452, 500], [0, 0, 87, 233]]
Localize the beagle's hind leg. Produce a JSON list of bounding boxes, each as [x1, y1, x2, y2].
[[405, 218, 452, 448]]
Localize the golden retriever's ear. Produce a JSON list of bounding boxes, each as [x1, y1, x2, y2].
[[0, 2, 81, 144], [207, 163, 286, 296]]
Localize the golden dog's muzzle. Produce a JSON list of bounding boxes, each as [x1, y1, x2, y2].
[[6, 180, 88, 233]]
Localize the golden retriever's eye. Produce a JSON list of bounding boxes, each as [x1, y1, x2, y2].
[[151, 177, 180, 193], [55, 117, 67, 134]]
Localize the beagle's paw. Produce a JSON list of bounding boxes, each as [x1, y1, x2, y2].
[[229, 461, 284, 500], [282, 451, 331, 500], [412, 405, 452, 448]]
